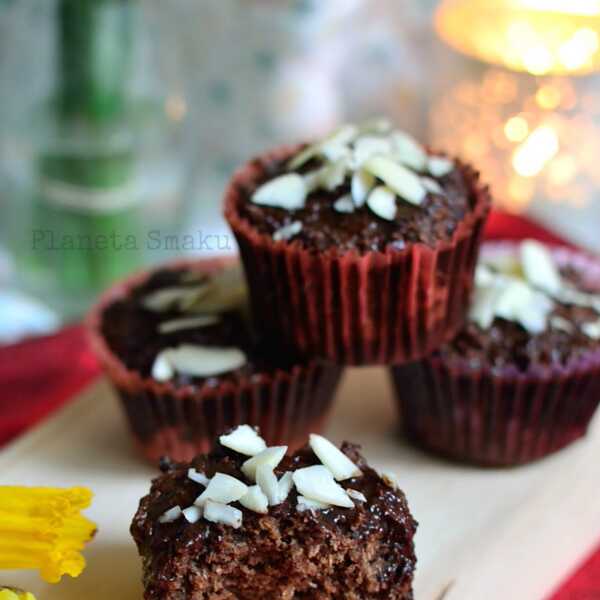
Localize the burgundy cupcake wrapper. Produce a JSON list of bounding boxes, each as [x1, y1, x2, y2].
[[86, 258, 343, 464], [224, 145, 491, 365], [391, 244, 600, 467]]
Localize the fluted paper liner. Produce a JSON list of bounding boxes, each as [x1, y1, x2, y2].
[[391, 244, 600, 467], [87, 258, 343, 464], [224, 145, 491, 365]]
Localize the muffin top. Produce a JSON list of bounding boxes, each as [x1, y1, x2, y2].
[[439, 240, 600, 371], [131, 426, 417, 599], [235, 119, 482, 253], [100, 263, 302, 387]]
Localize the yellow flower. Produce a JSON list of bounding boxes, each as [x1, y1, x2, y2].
[[0, 588, 36, 600], [0, 487, 96, 583]]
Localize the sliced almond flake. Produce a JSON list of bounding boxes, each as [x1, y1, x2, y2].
[[428, 156, 454, 177], [239, 485, 269, 514], [555, 285, 600, 313], [421, 176, 444, 195], [252, 469, 301, 507], [288, 145, 321, 171], [493, 279, 535, 321], [142, 285, 209, 313], [333, 194, 355, 214], [288, 124, 358, 170], [242, 446, 288, 481], [297, 496, 331, 513], [277, 472, 295, 502], [351, 169, 375, 207], [219, 425, 267, 457], [256, 464, 280, 506], [303, 169, 322, 194], [346, 489, 367, 503], [188, 468, 210, 487], [152, 353, 175, 382], [471, 266, 557, 334], [186, 265, 248, 315], [321, 141, 352, 163], [324, 123, 359, 146], [153, 345, 246, 379], [391, 131, 428, 172], [358, 117, 393, 135], [319, 161, 348, 192], [588, 297, 600, 314], [494, 280, 553, 334], [158, 315, 220, 334], [305, 160, 348, 194], [481, 252, 522, 278], [182, 505, 202, 524], [550, 315, 574, 333], [469, 283, 503, 330], [293, 465, 354, 508], [381, 471, 400, 490], [252, 173, 307, 210], [582, 319, 600, 339], [203, 500, 242, 529], [158, 505, 182, 524], [520, 240, 562, 295], [273, 221, 303, 242], [475, 264, 495, 287], [194, 472, 248, 507], [309, 434, 362, 481], [364, 156, 426, 205], [352, 135, 393, 167], [516, 291, 554, 334], [322, 124, 359, 154], [367, 186, 397, 221]]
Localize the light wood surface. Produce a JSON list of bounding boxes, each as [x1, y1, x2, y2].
[[1, 369, 599, 599]]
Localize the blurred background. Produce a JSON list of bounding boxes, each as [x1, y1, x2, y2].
[[1, 0, 600, 341]]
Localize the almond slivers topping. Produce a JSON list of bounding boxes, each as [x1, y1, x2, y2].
[[158, 315, 220, 334], [151, 345, 246, 381], [252, 119, 452, 227], [273, 221, 303, 242], [157, 428, 395, 530], [472, 240, 600, 335], [252, 174, 307, 210], [366, 186, 397, 221]]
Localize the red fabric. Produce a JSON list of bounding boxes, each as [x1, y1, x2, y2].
[[0, 210, 597, 597], [0, 324, 100, 446], [484, 211, 577, 248], [549, 543, 600, 600]]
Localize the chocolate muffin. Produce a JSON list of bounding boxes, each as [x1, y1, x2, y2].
[[87, 259, 342, 463], [131, 426, 417, 599], [391, 240, 600, 466], [224, 118, 491, 365]]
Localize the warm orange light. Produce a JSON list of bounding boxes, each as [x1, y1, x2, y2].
[[504, 116, 530, 141], [548, 154, 577, 185], [435, 0, 600, 75], [507, 177, 536, 211], [512, 125, 559, 176], [536, 84, 562, 109], [520, 0, 600, 17]]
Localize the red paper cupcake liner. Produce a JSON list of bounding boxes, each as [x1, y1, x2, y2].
[[87, 258, 343, 464], [224, 145, 491, 365], [390, 244, 600, 467]]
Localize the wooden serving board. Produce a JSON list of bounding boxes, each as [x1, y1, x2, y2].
[[1, 369, 599, 600]]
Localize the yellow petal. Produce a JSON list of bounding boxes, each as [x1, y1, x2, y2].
[[0, 588, 36, 600], [0, 486, 96, 583]]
